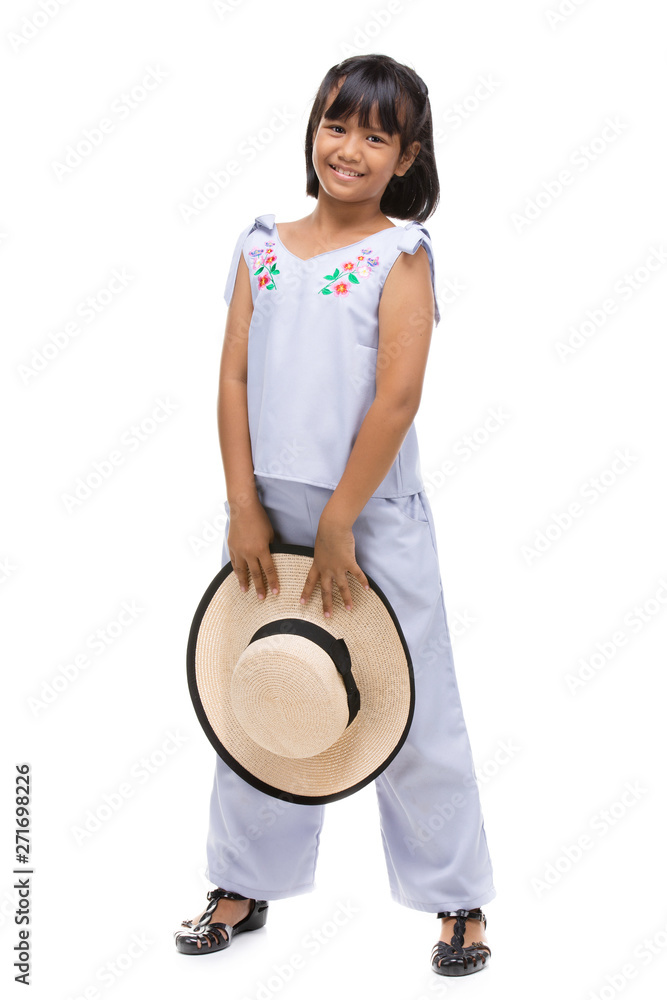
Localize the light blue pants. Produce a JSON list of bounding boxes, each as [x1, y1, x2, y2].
[[205, 474, 496, 913]]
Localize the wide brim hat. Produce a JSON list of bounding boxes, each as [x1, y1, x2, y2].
[[187, 542, 415, 805]]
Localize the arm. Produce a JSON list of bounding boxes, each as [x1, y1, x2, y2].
[[217, 255, 260, 513], [218, 253, 280, 598], [298, 245, 435, 617], [323, 244, 435, 526]]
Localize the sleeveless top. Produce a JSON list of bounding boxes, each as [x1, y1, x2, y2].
[[223, 212, 441, 499]]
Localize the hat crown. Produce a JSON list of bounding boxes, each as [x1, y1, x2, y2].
[[230, 634, 349, 758]]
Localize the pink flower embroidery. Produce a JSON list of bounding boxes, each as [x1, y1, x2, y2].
[[248, 241, 279, 291], [318, 248, 380, 296]]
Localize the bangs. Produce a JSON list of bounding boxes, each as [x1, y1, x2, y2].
[[324, 70, 405, 137]]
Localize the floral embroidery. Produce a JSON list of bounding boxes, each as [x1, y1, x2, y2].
[[318, 247, 380, 295], [249, 241, 279, 291]]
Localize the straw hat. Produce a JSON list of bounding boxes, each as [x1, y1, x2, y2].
[[187, 542, 415, 805]]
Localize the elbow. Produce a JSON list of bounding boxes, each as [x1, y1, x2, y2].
[[375, 390, 421, 426]]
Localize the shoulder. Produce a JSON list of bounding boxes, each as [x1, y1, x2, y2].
[[384, 221, 435, 277], [380, 221, 439, 324], [237, 212, 277, 246]]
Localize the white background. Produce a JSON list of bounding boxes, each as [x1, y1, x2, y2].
[[2, 0, 667, 998]]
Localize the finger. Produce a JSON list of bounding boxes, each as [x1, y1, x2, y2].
[[336, 571, 354, 612], [247, 557, 267, 600], [321, 574, 334, 619], [299, 563, 318, 605], [261, 551, 280, 596], [350, 565, 370, 593], [230, 556, 249, 593]]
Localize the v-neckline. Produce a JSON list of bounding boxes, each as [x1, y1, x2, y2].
[[273, 221, 399, 264]]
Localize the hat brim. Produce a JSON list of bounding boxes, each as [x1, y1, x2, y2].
[[187, 542, 415, 805]]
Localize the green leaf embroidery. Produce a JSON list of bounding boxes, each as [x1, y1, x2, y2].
[[249, 241, 279, 291], [317, 250, 379, 295]]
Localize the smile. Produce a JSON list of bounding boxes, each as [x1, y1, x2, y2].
[[329, 164, 364, 179]]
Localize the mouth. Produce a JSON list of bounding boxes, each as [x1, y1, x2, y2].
[[329, 163, 364, 179]]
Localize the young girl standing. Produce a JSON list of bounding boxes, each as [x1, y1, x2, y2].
[[176, 53, 496, 977]]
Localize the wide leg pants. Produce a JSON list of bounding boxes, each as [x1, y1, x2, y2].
[[204, 474, 496, 913]]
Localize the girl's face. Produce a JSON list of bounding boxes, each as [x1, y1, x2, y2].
[[312, 86, 419, 207]]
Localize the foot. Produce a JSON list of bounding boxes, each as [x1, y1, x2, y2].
[[185, 894, 253, 943], [439, 909, 488, 950]]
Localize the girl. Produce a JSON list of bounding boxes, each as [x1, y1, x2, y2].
[[175, 53, 496, 977]]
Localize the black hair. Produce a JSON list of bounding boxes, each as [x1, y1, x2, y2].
[[304, 54, 439, 223]]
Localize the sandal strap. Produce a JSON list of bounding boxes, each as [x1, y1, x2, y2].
[[436, 908, 486, 954], [192, 888, 250, 932], [437, 907, 486, 925], [207, 888, 249, 902]]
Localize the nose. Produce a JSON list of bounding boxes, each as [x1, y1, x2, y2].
[[339, 133, 362, 163]]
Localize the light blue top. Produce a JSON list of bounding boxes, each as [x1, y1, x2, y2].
[[223, 213, 441, 498]]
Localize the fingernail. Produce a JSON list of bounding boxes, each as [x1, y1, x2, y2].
[[324, 611, 331, 618], [345, 604, 352, 611], [300, 598, 305, 604], [258, 593, 264, 600], [272, 588, 278, 595]]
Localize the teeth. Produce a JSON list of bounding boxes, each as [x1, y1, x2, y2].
[[332, 165, 363, 177]]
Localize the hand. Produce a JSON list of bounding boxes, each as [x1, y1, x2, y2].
[[227, 497, 280, 601], [299, 509, 370, 618]]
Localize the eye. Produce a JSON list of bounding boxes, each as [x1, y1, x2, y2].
[[328, 125, 384, 143]]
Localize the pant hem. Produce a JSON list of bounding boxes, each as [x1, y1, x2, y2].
[[204, 872, 317, 902], [389, 884, 497, 914]]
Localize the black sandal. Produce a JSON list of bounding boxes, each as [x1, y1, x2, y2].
[[431, 907, 491, 976], [174, 888, 269, 955]]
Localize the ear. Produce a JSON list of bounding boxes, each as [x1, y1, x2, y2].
[[394, 141, 421, 177]]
